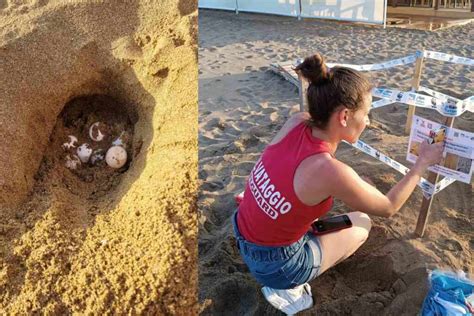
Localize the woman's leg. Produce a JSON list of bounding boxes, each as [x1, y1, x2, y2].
[[316, 211, 372, 275]]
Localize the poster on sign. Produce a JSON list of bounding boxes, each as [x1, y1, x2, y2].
[[407, 115, 474, 184]]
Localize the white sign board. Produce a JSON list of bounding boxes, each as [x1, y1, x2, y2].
[[199, 0, 236, 10], [300, 0, 385, 24], [407, 115, 474, 184], [237, 0, 299, 17]]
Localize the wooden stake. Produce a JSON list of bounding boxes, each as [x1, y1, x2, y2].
[[297, 72, 309, 112], [415, 116, 455, 237], [405, 53, 424, 134], [415, 172, 439, 237]]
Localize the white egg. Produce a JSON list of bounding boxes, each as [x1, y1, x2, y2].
[[105, 146, 127, 169], [77, 143, 93, 163], [65, 154, 81, 170], [62, 135, 78, 150], [89, 122, 106, 142]]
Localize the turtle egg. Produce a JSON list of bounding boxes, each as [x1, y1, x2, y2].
[[65, 154, 81, 170], [77, 143, 93, 163], [89, 122, 106, 142], [105, 146, 127, 169], [62, 135, 78, 150]]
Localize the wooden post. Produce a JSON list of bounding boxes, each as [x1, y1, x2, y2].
[[415, 115, 455, 237], [298, 0, 302, 20], [405, 52, 424, 134], [297, 72, 309, 112]]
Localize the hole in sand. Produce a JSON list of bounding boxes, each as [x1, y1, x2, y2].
[[36, 94, 139, 199], [201, 277, 259, 315]]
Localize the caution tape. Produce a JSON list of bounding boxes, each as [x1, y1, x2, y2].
[[417, 86, 474, 115], [295, 50, 472, 71], [463, 95, 474, 105], [345, 139, 458, 197], [344, 139, 436, 195], [421, 50, 474, 66], [372, 98, 394, 109], [434, 176, 456, 194], [326, 55, 417, 71], [372, 88, 474, 117], [417, 86, 461, 103]]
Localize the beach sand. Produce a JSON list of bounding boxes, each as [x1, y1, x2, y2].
[[0, 1, 197, 314], [198, 10, 473, 315]]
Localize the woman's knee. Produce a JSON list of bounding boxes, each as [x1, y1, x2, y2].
[[347, 211, 372, 242]]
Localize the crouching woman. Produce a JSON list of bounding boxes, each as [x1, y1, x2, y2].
[[232, 53, 443, 314]]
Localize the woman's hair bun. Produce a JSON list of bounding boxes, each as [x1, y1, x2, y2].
[[295, 53, 330, 85]]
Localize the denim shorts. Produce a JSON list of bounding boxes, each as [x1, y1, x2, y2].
[[232, 211, 323, 289]]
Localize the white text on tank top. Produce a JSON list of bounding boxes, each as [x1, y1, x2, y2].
[[248, 159, 292, 220]]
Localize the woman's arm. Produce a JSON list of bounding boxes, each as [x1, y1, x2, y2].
[[324, 141, 444, 218]]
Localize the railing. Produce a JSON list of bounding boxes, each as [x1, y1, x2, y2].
[[388, 0, 472, 9], [271, 50, 474, 237]]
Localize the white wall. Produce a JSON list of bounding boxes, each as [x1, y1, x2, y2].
[[199, 0, 236, 11], [199, 0, 386, 25], [237, 0, 299, 17], [300, 0, 385, 24]]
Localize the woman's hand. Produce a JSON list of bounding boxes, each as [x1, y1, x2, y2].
[[417, 141, 444, 168]]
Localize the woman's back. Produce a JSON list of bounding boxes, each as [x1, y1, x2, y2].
[[237, 114, 334, 246]]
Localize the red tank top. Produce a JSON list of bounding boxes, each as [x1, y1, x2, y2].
[[237, 121, 334, 246]]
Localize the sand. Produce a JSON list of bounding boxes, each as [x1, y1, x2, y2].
[[0, 1, 197, 314], [198, 10, 473, 315]]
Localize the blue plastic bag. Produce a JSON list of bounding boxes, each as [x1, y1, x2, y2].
[[421, 269, 474, 316]]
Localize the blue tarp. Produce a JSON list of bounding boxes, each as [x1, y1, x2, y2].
[[421, 270, 474, 316]]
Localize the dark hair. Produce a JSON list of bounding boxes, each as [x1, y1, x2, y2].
[[294, 53, 373, 129]]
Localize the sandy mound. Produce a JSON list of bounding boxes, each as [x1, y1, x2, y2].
[[0, 1, 197, 314], [198, 10, 473, 315]]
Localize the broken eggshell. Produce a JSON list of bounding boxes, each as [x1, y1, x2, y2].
[[111, 131, 129, 148], [65, 154, 81, 170], [90, 149, 105, 165], [62, 135, 78, 150], [77, 143, 93, 163], [105, 146, 127, 169], [89, 122, 107, 142]]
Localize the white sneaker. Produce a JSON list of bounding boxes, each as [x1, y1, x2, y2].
[[261, 283, 313, 315]]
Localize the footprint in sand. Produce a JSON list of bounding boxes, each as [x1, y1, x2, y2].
[[200, 277, 259, 315], [436, 238, 464, 252], [233, 162, 255, 176], [198, 169, 208, 181], [201, 181, 225, 192], [204, 117, 226, 131]]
